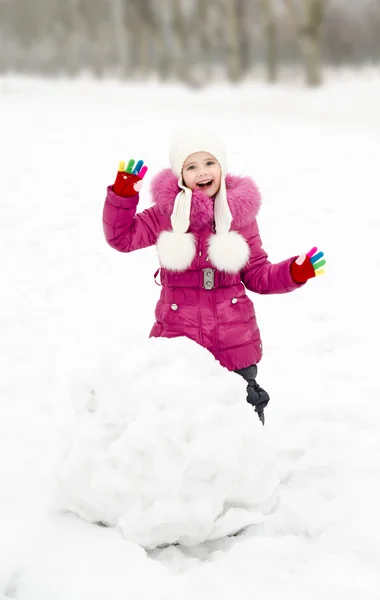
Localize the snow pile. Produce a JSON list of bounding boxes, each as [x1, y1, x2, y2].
[[55, 337, 279, 549], [11, 518, 183, 600]]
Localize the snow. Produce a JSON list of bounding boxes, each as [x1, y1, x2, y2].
[[1, 70, 380, 598], [56, 337, 278, 549]]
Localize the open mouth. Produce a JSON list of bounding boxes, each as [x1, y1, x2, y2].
[[196, 179, 213, 189]]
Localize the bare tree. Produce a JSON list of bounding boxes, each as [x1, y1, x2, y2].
[[109, 0, 128, 76], [285, 0, 326, 86], [259, 0, 278, 82], [152, 0, 173, 81], [131, 1, 153, 78], [171, 0, 190, 83], [236, 0, 255, 77], [197, 0, 212, 81], [3, 0, 379, 84], [81, 0, 111, 76], [121, 0, 159, 79], [56, 0, 82, 75], [225, 0, 242, 82]]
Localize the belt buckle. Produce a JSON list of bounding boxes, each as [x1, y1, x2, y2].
[[203, 268, 215, 290]]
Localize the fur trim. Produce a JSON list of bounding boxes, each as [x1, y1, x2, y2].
[[156, 231, 196, 271], [207, 231, 250, 273], [151, 169, 261, 231]]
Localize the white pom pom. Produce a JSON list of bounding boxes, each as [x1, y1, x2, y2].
[[156, 231, 196, 272], [207, 231, 250, 273]]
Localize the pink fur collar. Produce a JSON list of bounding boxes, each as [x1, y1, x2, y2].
[[150, 169, 261, 231]]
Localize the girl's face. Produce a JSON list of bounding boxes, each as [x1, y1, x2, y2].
[[182, 151, 222, 197]]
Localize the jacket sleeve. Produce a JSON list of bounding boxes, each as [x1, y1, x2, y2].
[[241, 220, 304, 294], [103, 185, 163, 252]]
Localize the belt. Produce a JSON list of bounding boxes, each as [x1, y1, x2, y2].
[[154, 268, 241, 290]]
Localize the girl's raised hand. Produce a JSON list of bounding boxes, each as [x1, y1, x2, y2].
[[290, 247, 326, 284], [113, 159, 148, 197]]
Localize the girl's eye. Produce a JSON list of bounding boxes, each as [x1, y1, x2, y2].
[[206, 161, 215, 166], [186, 165, 195, 170]]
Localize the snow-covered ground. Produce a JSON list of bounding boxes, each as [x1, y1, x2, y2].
[[1, 71, 380, 599]]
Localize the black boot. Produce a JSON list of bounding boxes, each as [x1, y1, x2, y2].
[[256, 407, 265, 426], [234, 364, 270, 426]]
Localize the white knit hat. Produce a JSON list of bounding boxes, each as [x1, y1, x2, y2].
[[156, 129, 250, 273], [169, 130, 228, 179], [168, 129, 232, 236]]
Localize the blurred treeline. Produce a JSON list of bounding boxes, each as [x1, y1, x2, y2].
[[0, 0, 379, 86]]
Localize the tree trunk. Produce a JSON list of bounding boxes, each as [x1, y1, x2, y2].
[[260, 0, 278, 82], [285, 0, 326, 86], [197, 0, 212, 81], [305, 0, 325, 86], [225, 0, 241, 82], [136, 21, 150, 78], [62, 0, 81, 75], [109, 0, 128, 77], [171, 0, 190, 83], [300, 31, 323, 86]]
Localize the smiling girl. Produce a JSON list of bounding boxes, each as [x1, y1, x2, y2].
[[103, 130, 325, 424]]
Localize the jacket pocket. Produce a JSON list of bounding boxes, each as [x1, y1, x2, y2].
[[155, 299, 182, 326], [218, 294, 255, 325]]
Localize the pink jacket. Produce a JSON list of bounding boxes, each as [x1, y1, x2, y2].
[[103, 169, 302, 371]]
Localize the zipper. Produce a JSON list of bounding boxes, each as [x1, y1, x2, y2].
[[212, 286, 218, 355], [209, 222, 217, 351], [196, 231, 203, 344]]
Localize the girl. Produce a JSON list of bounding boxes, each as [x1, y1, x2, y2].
[[103, 131, 325, 424]]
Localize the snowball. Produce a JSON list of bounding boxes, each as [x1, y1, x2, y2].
[[55, 337, 279, 550]]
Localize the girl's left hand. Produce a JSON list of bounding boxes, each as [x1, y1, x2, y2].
[[290, 247, 326, 284]]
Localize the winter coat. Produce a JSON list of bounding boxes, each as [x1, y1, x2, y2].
[[103, 169, 302, 371]]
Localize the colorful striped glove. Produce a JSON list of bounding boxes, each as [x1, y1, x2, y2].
[[290, 247, 326, 284], [113, 159, 148, 197]]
